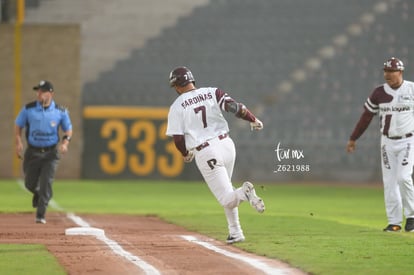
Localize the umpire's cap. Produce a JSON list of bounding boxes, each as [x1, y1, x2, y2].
[[33, 80, 54, 92]]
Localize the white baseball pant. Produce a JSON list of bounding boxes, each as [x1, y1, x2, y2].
[[381, 135, 414, 225], [194, 136, 247, 237]]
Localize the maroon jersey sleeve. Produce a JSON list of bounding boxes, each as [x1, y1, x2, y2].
[[349, 109, 375, 141], [350, 85, 393, 141]]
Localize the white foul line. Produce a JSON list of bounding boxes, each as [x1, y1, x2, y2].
[[65, 214, 160, 275], [17, 180, 291, 274], [181, 235, 290, 275], [16, 180, 161, 275]]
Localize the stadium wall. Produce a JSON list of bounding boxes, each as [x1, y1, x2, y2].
[[0, 24, 81, 179]]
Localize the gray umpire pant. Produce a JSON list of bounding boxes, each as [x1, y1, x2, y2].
[[23, 146, 59, 219]]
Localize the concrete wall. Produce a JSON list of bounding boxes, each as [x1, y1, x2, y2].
[[0, 24, 81, 179]]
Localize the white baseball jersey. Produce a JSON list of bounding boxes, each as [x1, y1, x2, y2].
[[166, 87, 230, 149], [365, 80, 414, 137]]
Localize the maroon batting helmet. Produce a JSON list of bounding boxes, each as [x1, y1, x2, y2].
[[169, 66, 195, 87], [383, 57, 404, 71]]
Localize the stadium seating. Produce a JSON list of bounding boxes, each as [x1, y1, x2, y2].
[[24, 0, 413, 181]]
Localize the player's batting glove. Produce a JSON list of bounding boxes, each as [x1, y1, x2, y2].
[[183, 150, 195, 163], [250, 118, 264, 131]]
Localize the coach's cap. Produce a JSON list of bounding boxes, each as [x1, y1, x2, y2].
[[33, 80, 54, 92], [383, 57, 404, 71]]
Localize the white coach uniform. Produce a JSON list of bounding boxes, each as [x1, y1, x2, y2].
[[366, 80, 414, 226], [166, 87, 248, 238]]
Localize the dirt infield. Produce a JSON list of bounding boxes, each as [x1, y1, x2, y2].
[[0, 213, 307, 275]]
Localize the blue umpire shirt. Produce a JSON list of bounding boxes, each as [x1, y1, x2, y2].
[[15, 100, 72, 148]]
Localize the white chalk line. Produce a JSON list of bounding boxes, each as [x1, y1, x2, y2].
[[181, 235, 291, 275], [16, 180, 160, 275], [16, 180, 295, 274]]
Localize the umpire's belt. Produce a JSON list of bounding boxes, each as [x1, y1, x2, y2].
[[385, 133, 413, 140], [195, 133, 228, 151], [28, 144, 57, 153]]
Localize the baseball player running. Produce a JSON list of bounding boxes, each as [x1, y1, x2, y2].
[[347, 57, 414, 232], [166, 66, 265, 243]]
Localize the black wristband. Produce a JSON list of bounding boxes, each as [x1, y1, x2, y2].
[[62, 135, 72, 142]]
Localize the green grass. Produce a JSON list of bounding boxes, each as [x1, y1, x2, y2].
[[0, 244, 66, 275], [1, 179, 414, 275]]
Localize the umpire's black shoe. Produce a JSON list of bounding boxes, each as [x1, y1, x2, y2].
[[383, 224, 401, 232], [32, 193, 39, 208], [35, 217, 46, 224], [405, 218, 414, 232]]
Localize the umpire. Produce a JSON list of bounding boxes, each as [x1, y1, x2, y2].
[[14, 80, 73, 224]]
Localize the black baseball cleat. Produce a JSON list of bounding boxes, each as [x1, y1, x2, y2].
[[383, 224, 401, 232], [226, 234, 245, 244], [405, 218, 414, 232], [32, 193, 39, 208]]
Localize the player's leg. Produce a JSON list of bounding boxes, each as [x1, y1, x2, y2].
[[201, 138, 265, 212], [223, 207, 244, 243], [381, 138, 403, 227], [220, 138, 245, 242], [396, 139, 414, 221], [195, 138, 245, 208], [221, 138, 235, 178], [195, 138, 244, 242]]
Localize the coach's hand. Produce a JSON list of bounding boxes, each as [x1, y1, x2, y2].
[[346, 140, 356, 153]]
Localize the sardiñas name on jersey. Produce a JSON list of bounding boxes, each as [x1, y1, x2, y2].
[[181, 92, 213, 109]]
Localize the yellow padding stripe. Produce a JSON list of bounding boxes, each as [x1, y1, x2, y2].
[[83, 106, 169, 119]]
